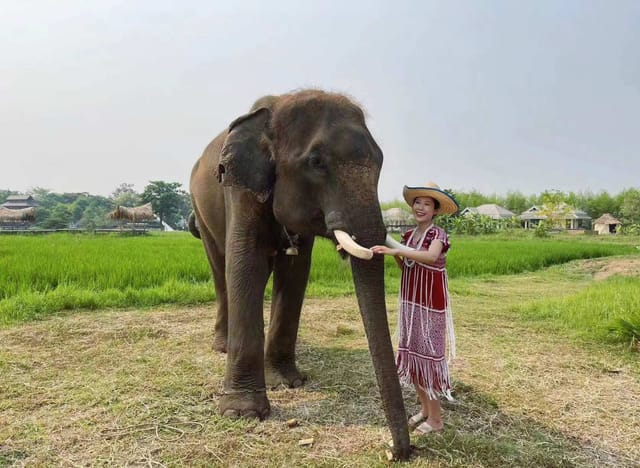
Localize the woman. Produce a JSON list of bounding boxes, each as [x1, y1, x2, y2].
[[372, 181, 458, 434]]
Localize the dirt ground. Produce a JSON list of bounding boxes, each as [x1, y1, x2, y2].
[[586, 256, 640, 280]]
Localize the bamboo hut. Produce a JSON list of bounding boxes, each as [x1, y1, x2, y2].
[[593, 213, 621, 235]]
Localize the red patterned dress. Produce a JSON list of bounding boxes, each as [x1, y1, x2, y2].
[[396, 225, 455, 400]]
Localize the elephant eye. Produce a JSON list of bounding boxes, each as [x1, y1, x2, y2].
[[307, 152, 325, 171]]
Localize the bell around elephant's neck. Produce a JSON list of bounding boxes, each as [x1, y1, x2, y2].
[[282, 226, 300, 256]]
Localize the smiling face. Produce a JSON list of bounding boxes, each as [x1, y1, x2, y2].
[[412, 196, 439, 225]]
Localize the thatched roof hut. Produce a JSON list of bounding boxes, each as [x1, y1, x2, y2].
[[108, 202, 155, 222], [461, 204, 516, 219], [0, 206, 36, 221], [593, 213, 621, 235]]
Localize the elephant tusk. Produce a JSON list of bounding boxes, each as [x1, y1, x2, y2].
[[385, 234, 415, 252], [334, 230, 373, 260]]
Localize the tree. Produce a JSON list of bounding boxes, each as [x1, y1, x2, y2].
[[534, 190, 570, 235], [619, 188, 640, 224], [111, 183, 142, 207], [450, 189, 492, 211], [502, 191, 530, 215], [141, 181, 187, 228], [0, 190, 18, 205], [79, 199, 112, 230], [40, 203, 73, 229]]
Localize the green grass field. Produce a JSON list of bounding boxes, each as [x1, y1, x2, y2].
[[1, 232, 638, 346]]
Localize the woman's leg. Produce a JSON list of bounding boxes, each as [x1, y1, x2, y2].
[[424, 399, 443, 430], [416, 386, 430, 416], [416, 386, 443, 432]]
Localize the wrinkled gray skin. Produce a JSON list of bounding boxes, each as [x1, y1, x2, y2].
[[189, 90, 410, 459]]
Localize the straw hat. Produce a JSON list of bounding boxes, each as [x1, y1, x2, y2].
[[402, 182, 459, 215]]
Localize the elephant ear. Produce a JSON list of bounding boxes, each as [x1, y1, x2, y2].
[[217, 107, 274, 203]]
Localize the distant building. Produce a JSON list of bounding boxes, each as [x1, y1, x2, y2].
[[0, 195, 37, 229], [593, 213, 621, 235], [520, 204, 591, 230], [460, 204, 516, 219], [1, 195, 38, 210], [382, 207, 414, 232]]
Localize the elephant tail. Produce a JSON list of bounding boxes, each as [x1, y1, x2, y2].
[[188, 212, 201, 239]]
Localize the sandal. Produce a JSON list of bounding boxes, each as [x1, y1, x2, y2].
[[414, 421, 442, 435], [408, 411, 425, 429]]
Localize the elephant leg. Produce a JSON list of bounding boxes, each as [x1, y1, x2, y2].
[[200, 229, 228, 353], [264, 237, 313, 389], [219, 245, 272, 420]]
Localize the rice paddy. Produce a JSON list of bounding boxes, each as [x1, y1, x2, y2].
[[0, 232, 636, 327]]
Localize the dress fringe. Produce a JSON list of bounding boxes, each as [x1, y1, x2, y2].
[[397, 349, 453, 401]]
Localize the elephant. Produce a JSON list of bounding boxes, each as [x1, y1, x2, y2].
[[189, 89, 410, 459]]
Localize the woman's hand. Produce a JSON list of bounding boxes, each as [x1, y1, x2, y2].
[[371, 245, 398, 256]]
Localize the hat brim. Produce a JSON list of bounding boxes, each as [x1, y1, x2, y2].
[[402, 186, 459, 215]]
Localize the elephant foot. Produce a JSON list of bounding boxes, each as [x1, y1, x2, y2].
[[212, 334, 227, 353], [219, 391, 270, 420], [265, 363, 307, 389]]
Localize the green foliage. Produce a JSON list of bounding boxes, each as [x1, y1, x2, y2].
[[609, 318, 640, 349], [520, 276, 640, 347], [619, 188, 640, 224], [619, 223, 640, 235], [141, 181, 189, 228], [110, 183, 142, 207], [25, 188, 114, 229], [538, 190, 571, 230], [0, 190, 18, 205], [39, 203, 73, 229], [439, 214, 521, 235]]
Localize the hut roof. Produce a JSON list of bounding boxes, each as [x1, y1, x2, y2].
[[109, 202, 155, 222], [1, 195, 38, 209], [462, 204, 515, 219], [0, 206, 36, 221], [594, 213, 621, 225]]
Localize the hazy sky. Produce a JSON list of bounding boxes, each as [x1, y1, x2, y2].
[[2, 1, 639, 202]]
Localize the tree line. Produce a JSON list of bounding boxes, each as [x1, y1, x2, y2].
[[0, 182, 191, 230], [3, 185, 640, 234]]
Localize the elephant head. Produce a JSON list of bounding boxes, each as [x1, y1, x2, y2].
[[192, 90, 410, 459]]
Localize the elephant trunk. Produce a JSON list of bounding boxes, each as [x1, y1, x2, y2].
[[350, 242, 411, 460]]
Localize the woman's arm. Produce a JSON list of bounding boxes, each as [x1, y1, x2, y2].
[[371, 240, 444, 265]]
